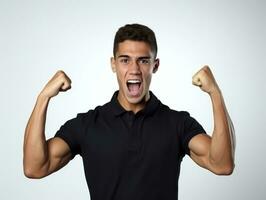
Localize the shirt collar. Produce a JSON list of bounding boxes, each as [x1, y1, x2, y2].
[[110, 90, 160, 117]]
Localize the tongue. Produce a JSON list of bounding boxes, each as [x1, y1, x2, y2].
[[128, 83, 140, 96]]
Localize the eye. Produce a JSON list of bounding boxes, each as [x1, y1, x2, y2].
[[120, 58, 129, 64], [139, 58, 150, 65]]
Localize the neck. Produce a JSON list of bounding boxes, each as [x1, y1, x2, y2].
[[117, 91, 150, 114]]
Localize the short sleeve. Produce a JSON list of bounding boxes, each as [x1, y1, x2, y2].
[[54, 113, 87, 158], [181, 111, 206, 155]]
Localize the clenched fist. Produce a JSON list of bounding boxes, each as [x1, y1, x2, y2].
[[40, 70, 72, 98], [192, 66, 220, 94]]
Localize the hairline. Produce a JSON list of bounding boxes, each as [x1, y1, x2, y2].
[[113, 39, 157, 59]]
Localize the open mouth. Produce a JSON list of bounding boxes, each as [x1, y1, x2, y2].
[[127, 79, 142, 96]]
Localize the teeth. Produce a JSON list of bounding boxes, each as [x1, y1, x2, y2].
[[127, 79, 141, 84]]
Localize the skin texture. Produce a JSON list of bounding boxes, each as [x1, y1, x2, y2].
[[23, 71, 73, 178], [190, 66, 235, 174], [111, 40, 159, 113], [23, 40, 235, 179]]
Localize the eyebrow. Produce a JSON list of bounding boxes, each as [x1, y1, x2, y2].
[[138, 56, 151, 60], [117, 55, 130, 58], [117, 55, 151, 59]]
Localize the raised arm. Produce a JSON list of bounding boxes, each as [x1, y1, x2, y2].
[[188, 66, 235, 175], [23, 70, 72, 178]]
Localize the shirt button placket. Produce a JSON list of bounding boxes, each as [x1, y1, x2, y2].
[[127, 115, 142, 166]]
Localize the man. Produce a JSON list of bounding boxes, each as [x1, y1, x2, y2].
[[23, 24, 235, 200]]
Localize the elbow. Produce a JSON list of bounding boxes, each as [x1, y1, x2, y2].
[[24, 168, 36, 179], [23, 154, 49, 179], [216, 167, 234, 176], [24, 167, 43, 179], [213, 162, 235, 176], [226, 162, 235, 175], [23, 163, 47, 179]]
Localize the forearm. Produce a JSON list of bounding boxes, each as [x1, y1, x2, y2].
[[209, 89, 235, 170], [23, 94, 50, 177]]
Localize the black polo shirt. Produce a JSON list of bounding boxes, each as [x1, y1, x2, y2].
[[55, 91, 206, 200]]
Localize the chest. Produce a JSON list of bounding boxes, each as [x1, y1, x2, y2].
[[81, 115, 181, 168]]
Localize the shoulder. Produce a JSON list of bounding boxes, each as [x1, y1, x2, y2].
[[74, 101, 112, 123], [157, 102, 190, 121]]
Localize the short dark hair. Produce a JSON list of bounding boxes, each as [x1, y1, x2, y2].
[[113, 23, 158, 58]]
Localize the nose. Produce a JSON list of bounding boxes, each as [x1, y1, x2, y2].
[[129, 59, 141, 75]]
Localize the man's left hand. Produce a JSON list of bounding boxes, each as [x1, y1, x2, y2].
[[192, 66, 220, 94]]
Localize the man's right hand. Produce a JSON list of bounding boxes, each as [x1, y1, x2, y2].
[[40, 70, 72, 99], [23, 70, 73, 178]]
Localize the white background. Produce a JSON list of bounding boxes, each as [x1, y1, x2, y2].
[[0, 0, 265, 199]]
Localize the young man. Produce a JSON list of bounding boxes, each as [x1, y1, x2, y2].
[[23, 24, 235, 200]]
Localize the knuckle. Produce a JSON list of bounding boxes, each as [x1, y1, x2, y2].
[[56, 70, 64, 74], [56, 70, 66, 77]]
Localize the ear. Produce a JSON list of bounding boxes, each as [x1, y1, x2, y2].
[[111, 57, 116, 73], [152, 58, 160, 73]]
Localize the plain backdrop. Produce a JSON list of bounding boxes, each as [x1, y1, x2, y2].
[[1, 0, 265, 199]]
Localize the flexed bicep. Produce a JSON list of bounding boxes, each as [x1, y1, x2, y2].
[[45, 137, 72, 176]]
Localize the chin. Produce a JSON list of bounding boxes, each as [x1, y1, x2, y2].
[[126, 96, 145, 104]]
